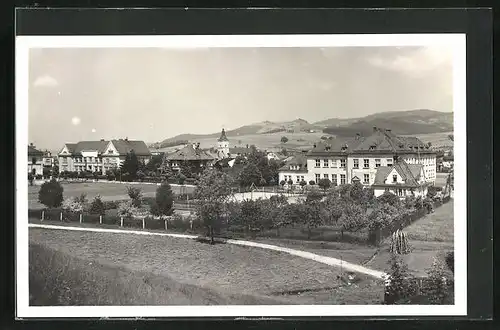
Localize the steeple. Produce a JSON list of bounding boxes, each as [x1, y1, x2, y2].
[[218, 128, 229, 142]]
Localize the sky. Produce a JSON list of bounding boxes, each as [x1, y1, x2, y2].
[[28, 46, 454, 150]]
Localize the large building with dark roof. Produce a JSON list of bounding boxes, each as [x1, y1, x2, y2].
[[279, 127, 437, 197], [58, 138, 151, 174]]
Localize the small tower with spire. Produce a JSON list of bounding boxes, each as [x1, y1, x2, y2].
[[217, 128, 230, 159]]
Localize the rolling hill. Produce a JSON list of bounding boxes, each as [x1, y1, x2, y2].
[[152, 109, 453, 148]]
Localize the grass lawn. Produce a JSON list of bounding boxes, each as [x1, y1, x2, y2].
[[28, 182, 196, 209], [364, 199, 454, 277], [29, 227, 384, 305]]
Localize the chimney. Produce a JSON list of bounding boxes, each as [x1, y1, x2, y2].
[[100, 139, 104, 142], [355, 133, 360, 140], [373, 126, 377, 132], [125, 137, 128, 141]]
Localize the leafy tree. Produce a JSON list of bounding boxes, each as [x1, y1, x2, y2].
[[194, 168, 234, 244], [337, 184, 353, 200], [427, 186, 438, 199], [306, 190, 324, 203], [317, 178, 331, 192], [385, 254, 417, 304], [338, 202, 366, 238], [150, 181, 174, 219], [269, 195, 289, 236], [367, 203, 399, 231], [377, 191, 400, 207], [146, 154, 163, 172], [423, 258, 451, 304], [309, 180, 316, 186], [89, 195, 105, 215], [121, 150, 139, 181], [280, 180, 286, 188], [117, 200, 139, 219], [361, 187, 375, 207], [349, 182, 364, 202], [28, 173, 34, 186], [281, 136, 289, 144], [126, 186, 143, 208], [299, 180, 307, 190], [38, 178, 64, 208], [136, 170, 146, 182], [238, 163, 262, 187], [281, 148, 288, 157], [323, 194, 344, 225], [268, 159, 284, 185], [287, 179, 293, 186], [240, 199, 264, 233], [304, 199, 323, 239]]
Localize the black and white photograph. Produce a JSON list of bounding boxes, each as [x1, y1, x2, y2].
[[16, 33, 467, 318]]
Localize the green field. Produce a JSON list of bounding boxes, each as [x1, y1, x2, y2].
[[29, 228, 384, 305], [28, 182, 196, 209]]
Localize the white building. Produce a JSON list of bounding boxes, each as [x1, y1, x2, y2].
[[279, 127, 437, 195], [28, 144, 44, 176], [58, 138, 151, 174]]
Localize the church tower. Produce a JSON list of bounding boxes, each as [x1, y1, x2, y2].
[[217, 128, 230, 159]]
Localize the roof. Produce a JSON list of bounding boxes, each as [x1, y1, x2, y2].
[[218, 129, 229, 142], [373, 160, 423, 186], [28, 145, 44, 156], [307, 128, 434, 156], [60, 140, 151, 156], [279, 153, 308, 173], [229, 147, 252, 155], [165, 144, 215, 161], [111, 139, 151, 156]]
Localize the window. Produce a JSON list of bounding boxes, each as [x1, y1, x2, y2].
[[364, 174, 370, 184], [323, 159, 329, 167], [340, 174, 346, 185], [363, 159, 369, 168], [375, 159, 381, 168], [108, 149, 113, 154], [315, 174, 320, 183], [300, 176, 305, 181], [331, 159, 337, 168], [340, 159, 346, 168], [353, 159, 359, 169], [332, 174, 337, 185], [315, 159, 321, 168], [296, 176, 300, 183], [324, 174, 329, 180], [387, 158, 393, 167], [393, 174, 398, 183]]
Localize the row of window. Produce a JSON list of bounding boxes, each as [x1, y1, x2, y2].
[[283, 175, 305, 183], [314, 158, 394, 169]]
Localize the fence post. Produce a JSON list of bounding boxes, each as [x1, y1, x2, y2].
[[41, 210, 44, 221], [60, 212, 63, 221], [120, 217, 123, 227], [79, 213, 82, 223], [99, 215, 102, 224], [190, 219, 193, 230], [164, 218, 168, 230], [142, 218, 145, 229]]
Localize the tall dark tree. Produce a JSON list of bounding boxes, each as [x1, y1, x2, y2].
[[121, 150, 139, 181], [238, 163, 262, 187], [146, 154, 163, 172], [150, 182, 174, 219], [38, 178, 64, 208]]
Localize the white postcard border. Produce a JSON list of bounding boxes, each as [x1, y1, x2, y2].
[[16, 33, 467, 318]]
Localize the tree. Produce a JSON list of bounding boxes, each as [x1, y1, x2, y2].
[[385, 254, 417, 304], [150, 181, 174, 219], [176, 172, 187, 185], [367, 203, 399, 231], [267, 159, 284, 185], [280, 180, 286, 188], [304, 199, 323, 239], [240, 199, 264, 234], [349, 182, 364, 202], [136, 170, 146, 182], [323, 194, 344, 225], [281, 148, 288, 157], [317, 178, 331, 192], [377, 191, 400, 207], [239, 163, 262, 187], [309, 180, 316, 186], [28, 173, 34, 186], [146, 154, 163, 172], [194, 168, 234, 244], [299, 180, 307, 190], [338, 202, 366, 238], [269, 195, 289, 236], [89, 195, 105, 215], [126, 186, 143, 208], [38, 178, 64, 208], [121, 151, 139, 181], [281, 136, 289, 144], [423, 258, 451, 304]]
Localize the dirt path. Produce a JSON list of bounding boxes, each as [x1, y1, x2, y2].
[[29, 223, 387, 279]]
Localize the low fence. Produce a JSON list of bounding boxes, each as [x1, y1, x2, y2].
[[369, 196, 452, 246], [29, 208, 202, 232]]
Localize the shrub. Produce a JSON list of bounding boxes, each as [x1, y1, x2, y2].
[[377, 191, 400, 207], [308, 180, 315, 186], [317, 178, 331, 192], [150, 182, 174, 219], [126, 186, 143, 208], [306, 190, 323, 203], [385, 254, 418, 304], [117, 200, 139, 219], [89, 195, 105, 215], [445, 252, 454, 273], [36, 174, 43, 180], [28, 173, 34, 186], [103, 201, 119, 210], [38, 179, 64, 208], [422, 258, 452, 304]]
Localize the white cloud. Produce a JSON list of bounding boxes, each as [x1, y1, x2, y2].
[[33, 74, 59, 87], [367, 47, 453, 77], [71, 117, 81, 126]]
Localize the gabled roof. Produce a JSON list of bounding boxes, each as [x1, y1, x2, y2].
[[165, 144, 215, 161], [28, 145, 43, 156], [279, 153, 308, 173], [218, 129, 229, 142], [59, 140, 151, 156], [111, 139, 151, 156], [373, 160, 423, 186]]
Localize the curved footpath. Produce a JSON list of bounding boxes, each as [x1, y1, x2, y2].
[[28, 223, 387, 280]]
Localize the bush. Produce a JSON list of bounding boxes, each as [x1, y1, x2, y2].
[[150, 182, 174, 218], [103, 201, 119, 210], [384, 254, 418, 304], [126, 186, 143, 208], [445, 252, 454, 273], [38, 179, 64, 208], [308, 180, 316, 186], [89, 195, 105, 215], [422, 258, 453, 304], [377, 191, 400, 207], [36, 174, 43, 180], [28, 173, 34, 186]]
